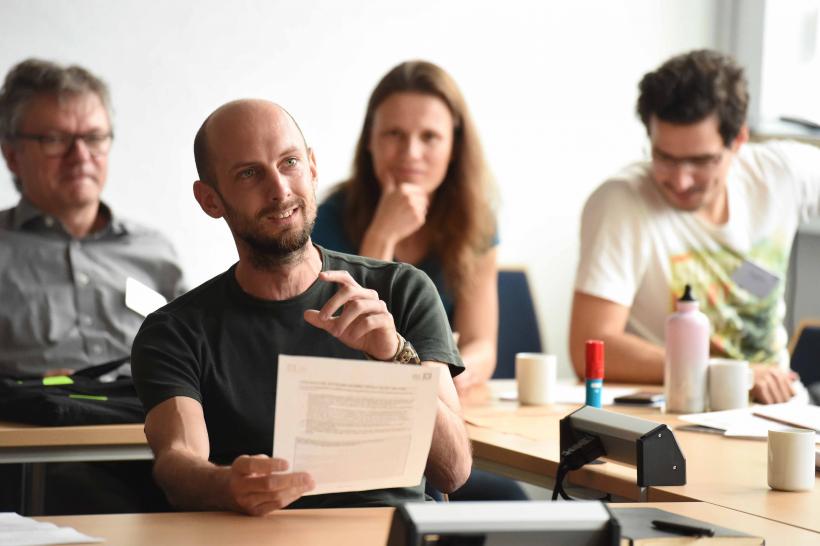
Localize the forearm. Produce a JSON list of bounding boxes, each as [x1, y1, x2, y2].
[[359, 228, 397, 261], [454, 339, 496, 391], [451, 249, 498, 392], [153, 448, 233, 511], [571, 331, 664, 384], [425, 397, 472, 492]]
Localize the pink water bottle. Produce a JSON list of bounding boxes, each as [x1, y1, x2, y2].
[[664, 284, 710, 413]]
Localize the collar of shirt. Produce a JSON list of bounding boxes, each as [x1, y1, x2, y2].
[[8, 196, 130, 239]]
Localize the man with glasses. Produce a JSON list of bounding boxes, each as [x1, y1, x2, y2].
[[0, 58, 182, 514], [0, 58, 183, 379], [570, 50, 820, 404]]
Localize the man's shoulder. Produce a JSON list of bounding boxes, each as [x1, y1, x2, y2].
[[741, 139, 817, 157], [320, 246, 431, 290], [736, 140, 820, 176], [113, 214, 173, 244], [147, 268, 231, 322], [322, 246, 406, 273], [585, 161, 656, 214], [600, 161, 652, 192]]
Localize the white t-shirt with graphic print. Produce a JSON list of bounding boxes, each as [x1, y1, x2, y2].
[[575, 141, 820, 367]]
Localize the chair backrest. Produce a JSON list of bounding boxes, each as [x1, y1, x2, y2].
[[789, 319, 820, 388], [494, 267, 543, 379]]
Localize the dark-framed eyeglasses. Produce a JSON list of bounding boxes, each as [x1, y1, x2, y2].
[[650, 147, 724, 175], [13, 132, 114, 157]]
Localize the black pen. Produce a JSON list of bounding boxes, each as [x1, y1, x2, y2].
[[651, 519, 715, 537]]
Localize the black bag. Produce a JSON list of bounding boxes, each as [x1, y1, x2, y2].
[[0, 358, 144, 425]]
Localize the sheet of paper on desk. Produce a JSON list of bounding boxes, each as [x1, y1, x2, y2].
[[752, 402, 820, 432], [0, 512, 103, 545], [273, 354, 439, 496], [679, 407, 820, 442], [499, 384, 637, 405]]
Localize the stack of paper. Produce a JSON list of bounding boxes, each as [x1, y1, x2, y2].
[[752, 403, 820, 432], [0, 512, 102, 545], [679, 404, 820, 441]]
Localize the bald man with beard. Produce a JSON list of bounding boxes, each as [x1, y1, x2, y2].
[[131, 99, 471, 514]]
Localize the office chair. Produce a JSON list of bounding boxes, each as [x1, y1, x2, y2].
[[494, 267, 543, 379], [789, 319, 820, 391]]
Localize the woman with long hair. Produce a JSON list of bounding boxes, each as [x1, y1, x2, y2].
[[314, 61, 526, 501], [313, 60, 498, 394]]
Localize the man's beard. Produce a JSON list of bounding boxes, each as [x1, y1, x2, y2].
[[224, 198, 315, 270]]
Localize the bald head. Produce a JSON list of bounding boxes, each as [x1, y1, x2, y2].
[[193, 99, 308, 189]]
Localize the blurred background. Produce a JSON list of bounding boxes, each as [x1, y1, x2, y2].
[[2, 0, 818, 378]]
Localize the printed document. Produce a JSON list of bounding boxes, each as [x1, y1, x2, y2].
[[273, 354, 440, 495]]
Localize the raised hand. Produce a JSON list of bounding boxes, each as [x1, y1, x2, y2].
[[303, 270, 399, 360]]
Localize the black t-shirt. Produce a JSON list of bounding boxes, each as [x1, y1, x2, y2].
[[131, 245, 462, 508]]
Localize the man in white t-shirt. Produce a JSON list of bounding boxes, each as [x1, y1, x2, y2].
[[570, 50, 820, 404]]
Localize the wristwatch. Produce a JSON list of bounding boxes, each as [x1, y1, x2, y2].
[[391, 333, 421, 365]]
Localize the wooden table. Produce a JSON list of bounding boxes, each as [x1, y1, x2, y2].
[[35, 503, 820, 545], [5, 382, 819, 534], [0, 421, 150, 464], [462, 381, 820, 533], [0, 421, 150, 515]]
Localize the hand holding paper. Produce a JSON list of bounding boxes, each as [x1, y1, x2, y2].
[[226, 455, 314, 516]]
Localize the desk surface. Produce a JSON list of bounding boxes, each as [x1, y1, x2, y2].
[[0, 421, 149, 464], [6, 382, 820, 533], [36, 503, 819, 546], [463, 381, 820, 533], [0, 421, 145, 448]]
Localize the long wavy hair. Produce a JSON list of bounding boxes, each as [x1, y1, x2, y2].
[[334, 60, 496, 291]]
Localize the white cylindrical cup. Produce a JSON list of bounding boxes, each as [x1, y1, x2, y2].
[[707, 358, 754, 411], [515, 353, 557, 405], [767, 428, 816, 492]]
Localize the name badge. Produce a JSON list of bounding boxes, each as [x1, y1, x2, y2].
[[731, 259, 780, 299], [125, 277, 168, 317]]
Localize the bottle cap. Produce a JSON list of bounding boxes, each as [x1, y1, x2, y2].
[[679, 284, 695, 302], [585, 340, 605, 379]]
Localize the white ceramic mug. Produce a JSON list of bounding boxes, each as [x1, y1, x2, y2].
[[767, 428, 816, 491], [515, 353, 557, 405], [707, 358, 754, 411]]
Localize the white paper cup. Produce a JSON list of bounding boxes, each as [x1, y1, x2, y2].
[[767, 428, 816, 491], [515, 353, 557, 405], [707, 358, 754, 411]]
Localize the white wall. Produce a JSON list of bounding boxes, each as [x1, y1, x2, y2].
[[0, 0, 719, 378], [760, 0, 820, 123]]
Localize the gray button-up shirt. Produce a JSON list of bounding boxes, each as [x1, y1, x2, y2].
[[0, 197, 184, 377]]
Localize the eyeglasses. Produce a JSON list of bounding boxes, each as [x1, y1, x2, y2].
[[13, 132, 114, 157], [651, 148, 724, 175]]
